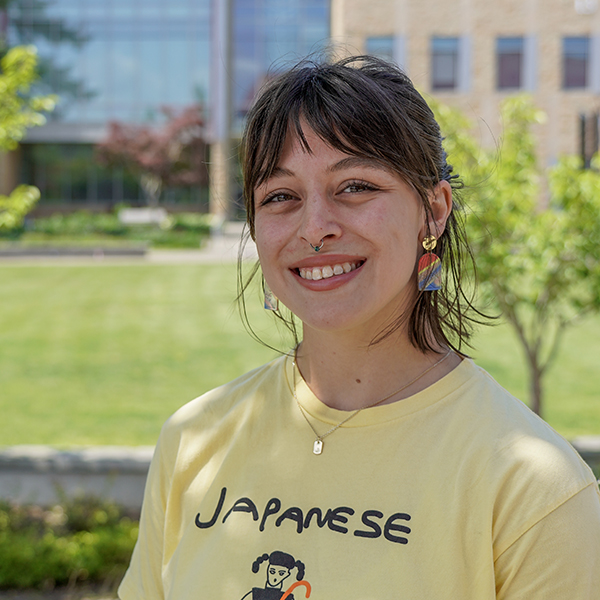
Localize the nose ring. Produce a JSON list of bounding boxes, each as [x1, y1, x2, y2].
[[309, 239, 324, 252]]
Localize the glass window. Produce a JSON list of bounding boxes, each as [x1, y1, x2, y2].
[[366, 36, 394, 61], [497, 37, 523, 89], [232, 0, 330, 131], [431, 37, 459, 90], [563, 36, 589, 89], [9, 0, 211, 124]]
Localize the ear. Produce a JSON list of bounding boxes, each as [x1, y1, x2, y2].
[[421, 180, 453, 239]]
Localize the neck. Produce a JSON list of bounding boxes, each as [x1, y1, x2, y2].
[[295, 327, 458, 411]]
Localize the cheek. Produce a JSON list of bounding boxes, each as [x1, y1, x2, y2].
[[254, 217, 291, 263], [254, 224, 288, 292]]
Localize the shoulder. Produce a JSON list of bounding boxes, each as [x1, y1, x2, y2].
[[451, 360, 598, 551], [453, 360, 592, 479], [155, 354, 289, 454]]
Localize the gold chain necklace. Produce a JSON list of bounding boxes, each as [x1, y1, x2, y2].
[[292, 350, 452, 455]]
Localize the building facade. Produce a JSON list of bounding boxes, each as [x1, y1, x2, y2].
[[1, 0, 329, 211], [333, 0, 600, 167]]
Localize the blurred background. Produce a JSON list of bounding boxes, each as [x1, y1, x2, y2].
[[2, 0, 599, 215], [1, 0, 600, 594]]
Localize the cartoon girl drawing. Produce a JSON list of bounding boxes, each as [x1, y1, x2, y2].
[[240, 551, 309, 600]]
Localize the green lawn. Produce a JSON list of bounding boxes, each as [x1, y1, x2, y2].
[[0, 262, 598, 446]]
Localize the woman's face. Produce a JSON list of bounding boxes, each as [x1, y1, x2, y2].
[[267, 564, 291, 587], [253, 127, 441, 338]]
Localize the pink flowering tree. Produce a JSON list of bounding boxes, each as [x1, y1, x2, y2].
[[96, 105, 209, 206]]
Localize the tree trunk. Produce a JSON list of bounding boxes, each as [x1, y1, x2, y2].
[[140, 173, 162, 207], [527, 357, 543, 416]]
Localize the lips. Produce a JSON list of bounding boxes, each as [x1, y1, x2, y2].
[[298, 261, 361, 280]]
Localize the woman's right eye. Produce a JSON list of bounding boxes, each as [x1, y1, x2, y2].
[[260, 191, 294, 205]]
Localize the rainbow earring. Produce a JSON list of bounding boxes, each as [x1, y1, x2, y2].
[[418, 235, 442, 292], [264, 282, 279, 311]]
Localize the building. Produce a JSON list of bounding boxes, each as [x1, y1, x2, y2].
[[332, 0, 600, 167], [2, 0, 599, 214], [0, 0, 330, 214]]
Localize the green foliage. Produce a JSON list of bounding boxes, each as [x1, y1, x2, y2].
[[0, 184, 39, 232], [0, 45, 56, 232], [0, 497, 138, 590], [30, 211, 129, 237], [0, 45, 57, 151], [6, 210, 212, 248], [432, 95, 600, 414]]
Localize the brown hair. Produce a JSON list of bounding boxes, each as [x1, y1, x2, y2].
[[239, 55, 483, 353]]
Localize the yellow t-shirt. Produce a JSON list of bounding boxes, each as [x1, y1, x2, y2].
[[119, 356, 600, 599]]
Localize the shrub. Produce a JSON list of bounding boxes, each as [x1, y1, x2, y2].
[[25, 210, 212, 248], [0, 497, 138, 590], [31, 212, 128, 237]]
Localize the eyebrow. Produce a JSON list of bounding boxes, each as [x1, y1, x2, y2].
[[266, 156, 391, 181], [327, 156, 391, 173]]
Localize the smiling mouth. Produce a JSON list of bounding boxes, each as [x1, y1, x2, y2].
[[297, 260, 364, 280]]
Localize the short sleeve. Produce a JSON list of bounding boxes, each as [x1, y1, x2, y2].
[[495, 482, 600, 599], [118, 438, 170, 600]]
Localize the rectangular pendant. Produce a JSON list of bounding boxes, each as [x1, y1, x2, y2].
[[313, 439, 323, 455]]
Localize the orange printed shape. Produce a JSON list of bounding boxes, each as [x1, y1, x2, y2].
[[281, 580, 312, 599]]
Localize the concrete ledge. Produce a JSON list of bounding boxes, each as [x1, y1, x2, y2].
[[572, 437, 600, 473], [0, 446, 154, 511]]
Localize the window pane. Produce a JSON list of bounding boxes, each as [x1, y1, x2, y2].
[[563, 36, 589, 89], [366, 36, 394, 61], [232, 0, 330, 131], [431, 37, 459, 90], [497, 37, 523, 89]]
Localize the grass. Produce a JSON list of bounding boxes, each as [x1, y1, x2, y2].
[[0, 262, 598, 446]]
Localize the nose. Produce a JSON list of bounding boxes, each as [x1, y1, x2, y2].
[[297, 192, 342, 249]]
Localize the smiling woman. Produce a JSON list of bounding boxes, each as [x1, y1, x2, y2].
[[119, 56, 600, 599]]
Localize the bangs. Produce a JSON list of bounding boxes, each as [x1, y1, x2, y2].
[[244, 59, 440, 208]]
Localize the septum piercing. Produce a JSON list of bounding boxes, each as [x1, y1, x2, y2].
[[309, 239, 324, 252]]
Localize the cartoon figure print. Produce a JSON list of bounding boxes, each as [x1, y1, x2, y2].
[[240, 550, 311, 600]]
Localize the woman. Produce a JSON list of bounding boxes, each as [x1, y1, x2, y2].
[[119, 56, 600, 599]]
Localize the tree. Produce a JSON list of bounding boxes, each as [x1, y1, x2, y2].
[[0, 0, 92, 113], [96, 106, 209, 206], [432, 95, 600, 416], [0, 44, 56, 232]]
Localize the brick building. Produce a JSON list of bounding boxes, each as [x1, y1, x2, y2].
[[332, 0, 600, 166]]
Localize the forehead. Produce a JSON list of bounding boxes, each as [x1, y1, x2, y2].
[[262, 127, 396, 182]]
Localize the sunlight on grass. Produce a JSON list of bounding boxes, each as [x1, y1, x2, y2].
[[0, 263, 598, 446]]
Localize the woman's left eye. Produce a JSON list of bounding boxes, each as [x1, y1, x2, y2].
[[341, 180, 378, 194]]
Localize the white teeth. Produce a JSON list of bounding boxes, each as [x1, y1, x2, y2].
[[299, 262, 361, 280]]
